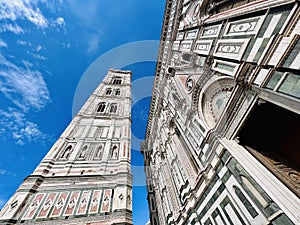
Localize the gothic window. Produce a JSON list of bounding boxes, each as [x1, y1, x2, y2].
[[109, 103, 118, 113], [111, 145, 119, 159], [97, 102, 106, 113], [114, 89, 121, 96], [112, 77, 122, 85], [105, 88, 112, 95], [61, 145, 72, 159]]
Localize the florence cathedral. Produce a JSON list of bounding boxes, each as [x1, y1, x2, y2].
[[141, 0, 300, 224], [0, 70, 133, 225]]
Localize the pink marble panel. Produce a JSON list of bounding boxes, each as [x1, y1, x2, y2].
[[37, 193, 58, 218], [89, 190, 102, 214], [76, 191, 91, 215]]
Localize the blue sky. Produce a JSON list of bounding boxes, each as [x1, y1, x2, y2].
[[0, 1, 165, 224]]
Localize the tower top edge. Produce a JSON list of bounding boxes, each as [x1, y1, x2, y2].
[[109, 68, 132, 74]]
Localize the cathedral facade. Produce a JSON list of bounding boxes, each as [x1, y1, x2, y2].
[[0, 69, 132, 225], [142, 0, 300, 225]]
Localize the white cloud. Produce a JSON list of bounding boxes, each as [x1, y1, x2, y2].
[[22, 60, 34, 68], [0, 22, 24, 34], [62, 43, 71, 48], [17, 40, 32, 46], [0, 169, 15, 176], [87, 34, 101, 54], [0, 53, 50, 111], [0, 108, 48, 145], [0, 39, 7, 48], [55, 17, 65, 26], [0, 0, 65, 34], [26, 50, 46, 60], [36, 45, 42, 52], [0, 0, 48, 28]]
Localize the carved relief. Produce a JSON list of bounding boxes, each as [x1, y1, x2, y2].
[[247, 147, 300, 197], [181, 1, 203, 28]]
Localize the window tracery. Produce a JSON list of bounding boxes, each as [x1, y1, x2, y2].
[[97, 102, 106, 113], [109, 103, 118, 113], [112, 77, 122, 85], [114, 89, 121, 95], [105, 88, 112, 95]]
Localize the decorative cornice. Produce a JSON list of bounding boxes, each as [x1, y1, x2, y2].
[[109, 68, 132, 74]]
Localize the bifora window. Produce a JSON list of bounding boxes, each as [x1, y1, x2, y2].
[[112, 77, 122, 85], [114, 89, 121, 95], [110, 103, 118, 113], [105, 88, 112, 95], [97, 102, 106, 113]]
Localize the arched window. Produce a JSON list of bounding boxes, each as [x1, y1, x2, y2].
[[97, 102, 106, 113], [112, 77, 122, 85], [114, 89, 121, 96], [61, 145, 72, 159], [105, 88, 112, 95], [109, 103, 118, 113]]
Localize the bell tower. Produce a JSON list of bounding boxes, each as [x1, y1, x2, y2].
[[0, 69, 132, 225]]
